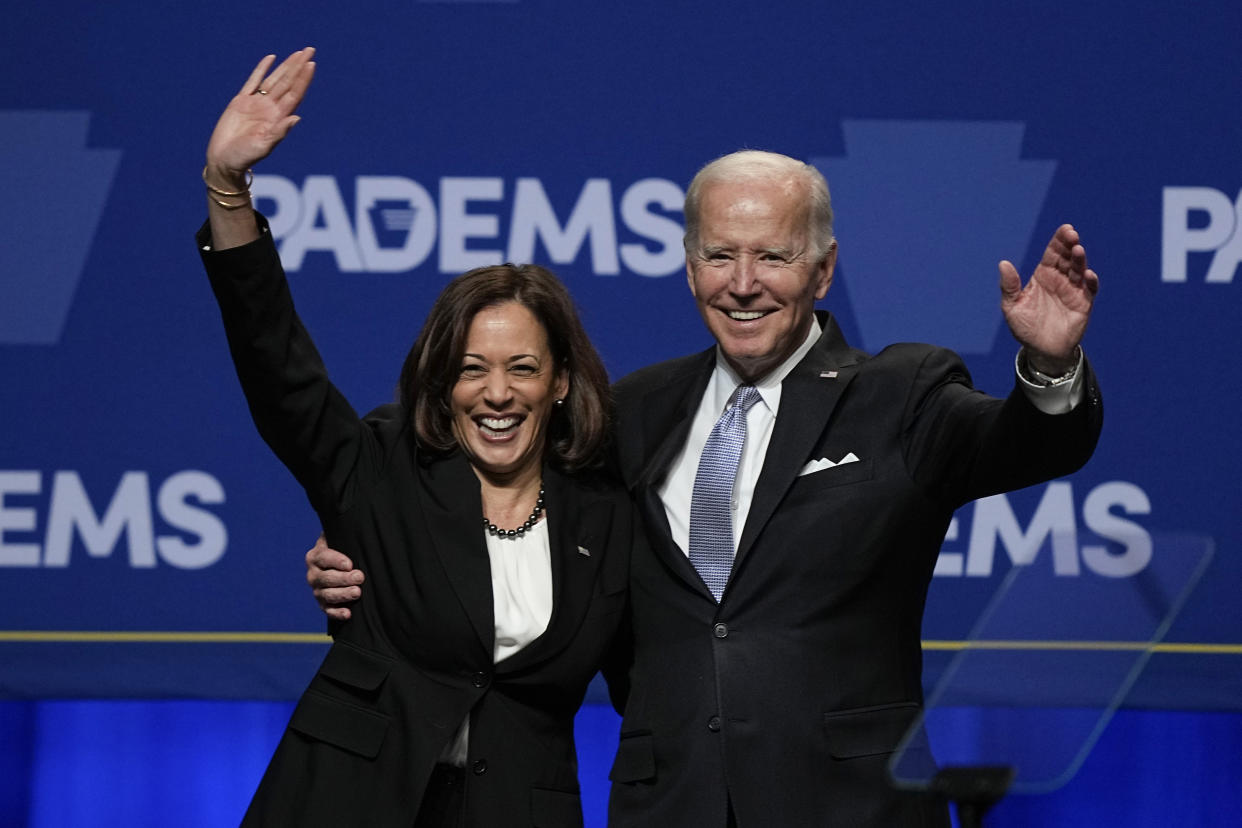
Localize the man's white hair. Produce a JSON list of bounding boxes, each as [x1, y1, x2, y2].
[[682, 150, 835, 261]]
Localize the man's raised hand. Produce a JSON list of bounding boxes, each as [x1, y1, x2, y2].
[[999, 223, 1099, 374]]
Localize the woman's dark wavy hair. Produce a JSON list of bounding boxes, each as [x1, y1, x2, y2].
[[398, 263, 612, 472]]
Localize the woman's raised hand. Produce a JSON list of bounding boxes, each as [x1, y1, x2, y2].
[[204, 48, 316, 189]]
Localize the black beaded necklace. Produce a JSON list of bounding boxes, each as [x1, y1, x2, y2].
[[482, 486, 545, 539]]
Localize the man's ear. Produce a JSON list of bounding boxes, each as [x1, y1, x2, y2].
[[686, 259, 699, 298], [814, 241, 838, 300]]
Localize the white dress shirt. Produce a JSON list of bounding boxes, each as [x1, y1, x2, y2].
[[659, 319, 1086, 558], [658, 322, 822, 556]]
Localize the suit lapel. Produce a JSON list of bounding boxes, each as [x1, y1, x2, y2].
[[630, 350, 718, 596], [736, 313, 861, 565], [418, 452, 495, 655], [632, 349, 714, 493], [498, 466, 611, 672]]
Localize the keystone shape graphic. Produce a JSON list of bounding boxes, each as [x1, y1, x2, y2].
[[1, 112, 121, 345], [812, 120, 1055, 355]]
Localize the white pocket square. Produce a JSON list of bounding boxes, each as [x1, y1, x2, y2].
[[798, 452, 860, 476]]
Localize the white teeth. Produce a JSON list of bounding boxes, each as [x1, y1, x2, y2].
[[480, 416, 520, 430], [727, 310, 766, 320]]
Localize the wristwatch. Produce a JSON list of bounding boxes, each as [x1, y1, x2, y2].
[[1022, 346, 1081, 387]]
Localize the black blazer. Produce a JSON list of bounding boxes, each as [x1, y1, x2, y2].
[[199, 225, 632, 828], [607, 312, 1102, 828]]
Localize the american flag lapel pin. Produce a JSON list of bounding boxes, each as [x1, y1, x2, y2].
[[820, 370, 838, 379], [577, 545, 591, 557]]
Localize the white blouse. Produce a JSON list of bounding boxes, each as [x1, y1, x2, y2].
[[438, 518, 553, 766]]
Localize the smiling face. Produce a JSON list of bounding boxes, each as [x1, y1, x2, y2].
[[450, 301, 568, 482], [687, 175, 836, 382]]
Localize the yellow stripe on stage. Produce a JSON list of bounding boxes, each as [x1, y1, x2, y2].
[[1, 632, 1239, 653], [920, 640, 1242, 655]]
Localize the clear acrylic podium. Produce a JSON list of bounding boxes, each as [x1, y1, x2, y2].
[[888, 533, 1214, 827]]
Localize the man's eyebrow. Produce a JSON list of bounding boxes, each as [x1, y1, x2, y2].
[[696, 244, 806, 259], [759, 245, 813, 261]]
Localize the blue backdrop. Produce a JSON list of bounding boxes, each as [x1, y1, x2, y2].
[[3, 1, 1241, 825]]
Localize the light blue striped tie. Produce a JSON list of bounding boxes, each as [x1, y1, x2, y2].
[[689, 385, 761, 601]]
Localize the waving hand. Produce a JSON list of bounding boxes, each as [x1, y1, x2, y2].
[[205, 48, 316, 185], [999, 224, 1100, 375], [202, 48, 315, 250]]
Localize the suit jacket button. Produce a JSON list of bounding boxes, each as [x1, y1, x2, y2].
[[713, 623, 728, 639], [707, 715, 722, 732], [472, 759, 488, 775], [471, 672, 489, 688]]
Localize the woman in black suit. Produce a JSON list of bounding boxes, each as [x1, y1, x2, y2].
[[198, 48, 633, 827]]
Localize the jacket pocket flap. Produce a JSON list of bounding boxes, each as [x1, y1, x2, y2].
[[319, 641, 394, 691], [823, 702, 919, 759], [608, 731, 656, 782], [290, 690, 389, 759], [530, 787, 583, 827]]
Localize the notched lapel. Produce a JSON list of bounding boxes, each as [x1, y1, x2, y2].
[[632, 364, 711, 493], [499, 469, 612, 672], [737, 316, 860, 564], [418, 453, 495, 655], [629, 354, 718, 597]]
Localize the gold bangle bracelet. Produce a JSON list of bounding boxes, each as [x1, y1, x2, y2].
[[208, 192, 252, 210], [202, 165, 254, 197]]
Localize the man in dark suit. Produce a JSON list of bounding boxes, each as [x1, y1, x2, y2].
[[311, 150, 1101, 827]]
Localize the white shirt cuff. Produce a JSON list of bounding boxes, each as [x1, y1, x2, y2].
[[1015, 347, 1086, 415]]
